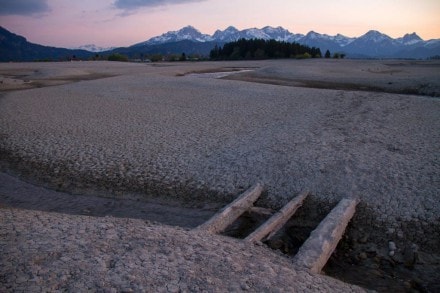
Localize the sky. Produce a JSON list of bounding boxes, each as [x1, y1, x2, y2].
[[0, 0, 439, 48]]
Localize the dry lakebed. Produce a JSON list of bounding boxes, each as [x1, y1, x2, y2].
[[1, 59, 439, 292]]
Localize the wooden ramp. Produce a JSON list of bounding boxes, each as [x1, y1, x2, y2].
[[196, 185, 358, 275], [196, 183, 309, 239], [292, 198, 359, 273], [195, 183, 264, 234], [245, 191, 309, 243]]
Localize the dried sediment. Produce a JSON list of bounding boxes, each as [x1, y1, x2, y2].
[[0, 60, 439, 254], [0, 60, 440, 290], [0, 207, 366, 292]]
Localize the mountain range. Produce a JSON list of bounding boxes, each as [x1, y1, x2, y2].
[[1, 25, 439, 62], [129, 25, 440, 59]]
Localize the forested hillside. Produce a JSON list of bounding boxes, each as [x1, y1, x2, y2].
[[210, 39, 322, 60]]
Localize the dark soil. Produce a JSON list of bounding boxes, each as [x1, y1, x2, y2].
[[221, 208, 440, 293], [324, 243, 440, 293]]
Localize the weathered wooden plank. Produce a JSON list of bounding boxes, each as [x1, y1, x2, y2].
[[292, 198, 359, 274], [245, 191, 309, 243], [248, 206, 275, 217], [195, 183, 263, 234]]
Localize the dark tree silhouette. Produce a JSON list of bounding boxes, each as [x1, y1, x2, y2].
[[210, 39, 321, 60]]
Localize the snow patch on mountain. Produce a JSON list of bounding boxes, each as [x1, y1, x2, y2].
[[73, 44, 115, 52], [136, 26, 213, 46], [358, 30, 393, 43], [397, 33, 423, 46]]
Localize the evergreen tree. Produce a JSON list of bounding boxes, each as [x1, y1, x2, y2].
[[210, 39, 321, 61], [324, 50, 331, 58]]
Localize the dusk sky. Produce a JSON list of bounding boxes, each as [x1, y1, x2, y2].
[[0, 0, 439, 48]]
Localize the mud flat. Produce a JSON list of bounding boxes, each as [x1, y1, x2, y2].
[[1, 59, 439, 291]]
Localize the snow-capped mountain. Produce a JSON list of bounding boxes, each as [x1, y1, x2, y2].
[[333, 34, 356, 46], [359, 30, 393, 43], [129, 25, 440, 59], [73, 44, 115, 52], [2, 24, 438, 62], [342, 30, 397, 56], [135, 26, 213, 46], [298, 31, 353, 53], [142, 25, 304, 45], [397, 33, 423, 46], [212, 26, 296, 42], [212, 26, 241, 42], [262, 26, 297, 41]]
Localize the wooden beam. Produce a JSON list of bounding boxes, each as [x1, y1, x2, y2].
[[248, 206, 275, 217], [245, 191, 309, 243], [195, 183, 263, 234], [292, 198, 359, 274]]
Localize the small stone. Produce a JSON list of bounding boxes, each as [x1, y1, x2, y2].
[[388, 241, 396, 251], [389, 250, 395, 257], [241, 283, 250, 290], [359, 252, 368, 260]]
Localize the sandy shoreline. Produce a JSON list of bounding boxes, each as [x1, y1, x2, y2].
[[1, 59, 439, 291]]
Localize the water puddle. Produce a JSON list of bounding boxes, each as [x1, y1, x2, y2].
[[187, 69, 254, 79]]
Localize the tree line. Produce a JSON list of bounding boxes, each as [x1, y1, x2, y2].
[[210, 39, 322, 60]]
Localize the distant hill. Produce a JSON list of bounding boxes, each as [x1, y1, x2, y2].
[[0, 26, 93, 62], [109, 40, 220, 58]]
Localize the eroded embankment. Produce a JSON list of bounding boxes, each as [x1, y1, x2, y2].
[[1, 158, 439, 292], [1, 133, 438, 254], [1, 146, 438, 254]]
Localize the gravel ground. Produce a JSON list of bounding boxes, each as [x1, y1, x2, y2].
[[0, 59, 439, 290], [0, 207, 367, 292]]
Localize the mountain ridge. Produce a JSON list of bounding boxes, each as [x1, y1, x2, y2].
[[0, 26, 93, 62], [1, 25, 439, 61], [131, 25, 440, 59]]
